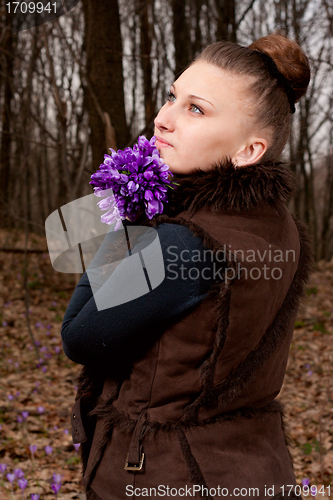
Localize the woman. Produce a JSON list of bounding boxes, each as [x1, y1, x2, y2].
[[62, 33, 314, 500]]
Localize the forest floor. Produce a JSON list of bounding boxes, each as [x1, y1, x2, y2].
[[0, 227, 332, 500]]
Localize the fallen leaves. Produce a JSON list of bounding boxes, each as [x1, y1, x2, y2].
[[0, 228, 333, 498]]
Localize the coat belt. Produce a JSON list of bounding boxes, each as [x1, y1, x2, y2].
[[124, 409, 147, 471]]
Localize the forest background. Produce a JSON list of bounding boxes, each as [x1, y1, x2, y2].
[[1, 0, 333, 258], [0, 0, 333, 498]]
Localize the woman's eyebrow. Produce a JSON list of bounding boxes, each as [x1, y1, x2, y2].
[[171, 83, 215, 108]]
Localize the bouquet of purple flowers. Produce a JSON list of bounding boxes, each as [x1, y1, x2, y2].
[[90, 136, 177, 230]]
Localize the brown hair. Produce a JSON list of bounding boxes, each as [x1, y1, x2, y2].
[[194, 32, 310, 161]]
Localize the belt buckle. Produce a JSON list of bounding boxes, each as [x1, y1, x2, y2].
[[124, 452, 145, 471]]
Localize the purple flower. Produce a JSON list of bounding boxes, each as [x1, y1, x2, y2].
[[42, 366, 47, 373], [17, 415, 23, 423], [0, 463, 7, 474], [14, 468, 25, 479], [31, 495, 40, 500], [8, 394, 14, 400], [302, 479, 310, 486], [18, 478, 28, 490], [7, 472, 15, 483], [54, 346, 61, 354], [51, 474, 62, 497], [52, 473, 62, 484], [63, 429, 69, 434], [52, 482, 62, 495], [74, 443, 81, 452], [44, 445, 53, 455], [51, 301, 57, 306], [2, 321, 8, 326], [22, 411, 29, 420], [37, 406, 45, 414], [99, 197, 123, 230], [90, 135, 177, 223], [29, 444, 37, 457]]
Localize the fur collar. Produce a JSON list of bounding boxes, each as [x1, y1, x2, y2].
[[165, 159, 297, 216]]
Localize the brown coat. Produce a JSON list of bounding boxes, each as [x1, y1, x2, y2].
[[71, 160, 314, 500]]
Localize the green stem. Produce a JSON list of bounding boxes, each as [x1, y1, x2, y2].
[[166, 182, 180, 189]]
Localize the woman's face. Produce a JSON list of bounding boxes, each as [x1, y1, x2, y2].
[[154, 61, 258, 174]]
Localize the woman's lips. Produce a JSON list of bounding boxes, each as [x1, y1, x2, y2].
[[155, 137, 173, 148]]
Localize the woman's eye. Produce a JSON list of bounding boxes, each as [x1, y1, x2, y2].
[[189, 104, 204, 115], [166, 90, 176, 102], [165, 91, 203, 115]]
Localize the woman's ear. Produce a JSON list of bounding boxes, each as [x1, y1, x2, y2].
[[232, 139, 268, 166]]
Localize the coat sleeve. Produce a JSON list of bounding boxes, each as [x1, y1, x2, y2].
[[61, 222, 226, 366]]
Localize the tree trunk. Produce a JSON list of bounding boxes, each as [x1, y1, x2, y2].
[[192, 0, 204, 56], [81, 0, 130, 169], [319, 150, 333, 260], [215, 0, 237, 42], [139, 0, 154, 134], [172, 0, 191, 77], [0, 10, 16, 226]]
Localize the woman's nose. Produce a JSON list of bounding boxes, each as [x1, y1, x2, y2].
[[154, 103, 175, 132]]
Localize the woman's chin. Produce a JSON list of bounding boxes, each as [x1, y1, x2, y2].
[[168, 165, 188, 175], [158, 150, 175, 171], [157, 147, 166, 159], [165, 162, 179, 173]]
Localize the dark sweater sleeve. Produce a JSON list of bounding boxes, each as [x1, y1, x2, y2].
[[61, 222, 226, 366]]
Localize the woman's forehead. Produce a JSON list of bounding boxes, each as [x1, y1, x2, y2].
[[173, 61, 250, 107]]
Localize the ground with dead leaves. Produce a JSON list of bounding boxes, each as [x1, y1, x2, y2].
[[0, 228, 332, 499]]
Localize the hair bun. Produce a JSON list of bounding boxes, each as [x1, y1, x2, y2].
[[248, 32, 310, 102]]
